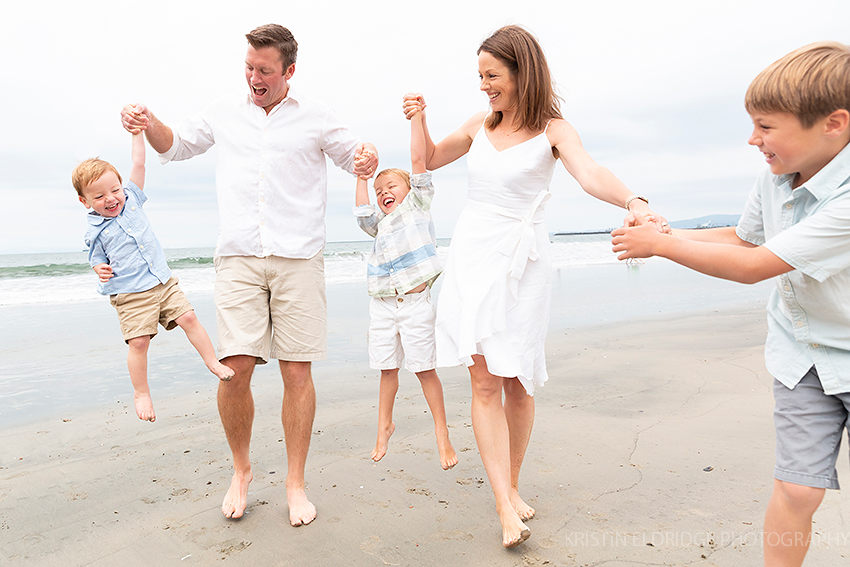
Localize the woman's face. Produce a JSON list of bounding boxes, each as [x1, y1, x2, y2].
[[478, 51, 517, 114]]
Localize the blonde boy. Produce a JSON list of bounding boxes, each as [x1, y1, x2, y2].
[[74, 126, 234, 423], [612, 42, 850, 566], [353, 99, 457, 470]]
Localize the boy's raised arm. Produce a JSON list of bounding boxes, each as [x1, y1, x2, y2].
[[129, 129, 146, 191], [409, 98, 426, 174]]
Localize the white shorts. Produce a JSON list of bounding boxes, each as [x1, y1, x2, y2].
[[368, 287, 436, 373]]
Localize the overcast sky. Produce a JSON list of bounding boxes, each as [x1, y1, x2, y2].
[[2, 0, 848, 254]]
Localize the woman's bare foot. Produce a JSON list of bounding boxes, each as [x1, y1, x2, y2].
[[371, 422, 395, 462], [133, 392, 156, 422], [436, 432, 458, 470], [209, 361, 235, 381], [500, 507, 531, 548], [222, 470, 252, 518], [287, 485, 317, 526], [511, 488, 535, 521]]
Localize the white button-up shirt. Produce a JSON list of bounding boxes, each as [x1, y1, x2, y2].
[[737, 142, 850, 394], [159, 90, 360, 259]]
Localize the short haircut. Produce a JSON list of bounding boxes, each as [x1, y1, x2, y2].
[[72, 158, 122, 196], [374, 168, 411, 189], [478, 25, 562, 132], [246, 24, 298, 69], [746, 41, 850, 128]]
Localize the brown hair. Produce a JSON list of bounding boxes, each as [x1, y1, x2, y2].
[[72, 158, 121, 196], [246, 24, 298, 68], [478, 25, 562, 132], [374, 168, 411, 189], [745, 41, 850, 129]]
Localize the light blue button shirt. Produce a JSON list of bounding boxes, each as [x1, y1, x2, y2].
[[84, 181, 171, 295], [736, 142, 850, 394]]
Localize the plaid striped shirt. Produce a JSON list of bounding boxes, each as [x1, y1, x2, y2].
[[354, 172, 441, 297]]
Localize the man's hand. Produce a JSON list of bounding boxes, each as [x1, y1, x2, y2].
[[354, 144, 379, 178], [121, 104, 150, 134], [93, 263, 114, 283]]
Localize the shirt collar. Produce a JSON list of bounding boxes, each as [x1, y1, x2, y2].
[[245, 87, 302, 115], [87, 210, 111, 226], [785, 141, 850, 201]]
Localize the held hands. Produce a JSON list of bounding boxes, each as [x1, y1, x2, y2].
[[354, 144, 379, 179], [93, 263, 114, 283], [121, 104, 150, 134], [402, 93, 426, 120]]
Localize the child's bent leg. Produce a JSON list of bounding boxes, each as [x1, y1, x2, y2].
[[372, 369, 400, 462], [763, 479, 825, 567], [127, 335, 155, 422], [415, 369, 457, 470], [174, 310, 235, 381]]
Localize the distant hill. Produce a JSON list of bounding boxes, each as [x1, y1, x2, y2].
[[553, 214, 740, 236], [669, 214, 740, 229]]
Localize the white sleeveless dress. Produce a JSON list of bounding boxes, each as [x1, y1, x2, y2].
[[436, 122, 557, 395]]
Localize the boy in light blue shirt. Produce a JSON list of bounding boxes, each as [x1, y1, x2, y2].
[[612, 42, 850, 566], [74, 118, 234, 423]]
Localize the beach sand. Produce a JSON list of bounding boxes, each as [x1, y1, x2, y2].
[[2, 269, 850, 566]]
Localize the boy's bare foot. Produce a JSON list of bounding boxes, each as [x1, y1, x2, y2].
[[222, 470, 252, 518], [371, 422, 395, 462], [500, 507, 531, 548], [287, 485, 316, 526], [511, 488, 535, 521], [210, 361, 235, 381], [133, 392, 156, 422], [436, 432, 458, 470]]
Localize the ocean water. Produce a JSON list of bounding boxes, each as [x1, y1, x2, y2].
[[0, 234, 620, 306], [0, 234, 772, 427]]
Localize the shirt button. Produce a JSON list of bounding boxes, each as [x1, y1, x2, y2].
[[812, 343, 819, 348], [131, 206, 136, 211], [127, 228, 132, 233], [796, 321, 804, 327], [398, 297, 403, 302], [784, 285, 790, 291], [785, 203, 792, 209], [140, 245, 144, 249], [389, 268, 394, 273]]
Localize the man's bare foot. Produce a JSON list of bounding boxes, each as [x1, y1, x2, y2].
[[287, 485, 316, 526], [511, 488, 535, 521], [371, 422, 395, 462], [209, 361, 235, 381], [133, 392, 156, 422], [222, 470, 252, 518], [436, 432, 458, 470], [500, 507, 531, 548]]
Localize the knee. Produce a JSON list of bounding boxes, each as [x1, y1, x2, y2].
[[176, 310, 198, 327], [280, 361, 313, 389], [774, 480, 825, 515], [503, 377, 531, 401], [470, 374, 502, 402], [128, 336, 150, 353]]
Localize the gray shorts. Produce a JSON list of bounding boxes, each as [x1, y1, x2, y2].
[[774, 367, 850, 489]]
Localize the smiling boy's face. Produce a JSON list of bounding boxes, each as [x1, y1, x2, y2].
[[374, 173, 410, 214], [78, 171, 126, 217]]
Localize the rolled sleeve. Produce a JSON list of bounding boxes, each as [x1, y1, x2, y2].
[[354, 204, 381, 238], [158, 113, 215, 164]]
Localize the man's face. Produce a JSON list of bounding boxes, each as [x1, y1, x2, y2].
[[245, 45, 295, 113]]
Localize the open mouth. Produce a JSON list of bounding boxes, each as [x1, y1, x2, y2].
[[252, 86, 267, 97], [382, 196, 395, 208]]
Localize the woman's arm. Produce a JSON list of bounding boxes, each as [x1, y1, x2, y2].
[[402, 93, 483, 170]]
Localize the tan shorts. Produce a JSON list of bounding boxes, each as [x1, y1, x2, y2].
[[109, 277, 193, 343], [214, 254, 327, 364]]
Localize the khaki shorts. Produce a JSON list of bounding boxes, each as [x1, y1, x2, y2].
[[109, 276, 193, 343], [214, 254, 327, 364]]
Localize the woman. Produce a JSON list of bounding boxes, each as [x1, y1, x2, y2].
[[403, 25, 662, 548]]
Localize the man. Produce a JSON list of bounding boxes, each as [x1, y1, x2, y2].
[[121, 23, 378, 525]]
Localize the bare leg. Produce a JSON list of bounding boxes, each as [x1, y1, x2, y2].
[[218, 354, 256, 519], [280, 360, 317, 527], [415, 369, 457, 470], [503, 376, 535, 520], [763, 479, 825, 567], [127, 335, 155, 422], [372, 369, 399, 462], [174, 310, 235, 381], [469, 355, 530, 548]]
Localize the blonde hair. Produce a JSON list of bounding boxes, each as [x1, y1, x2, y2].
[[478, 25, 563, 132], [374, 168, 411, 189], [745, 41, 850, 128], [72, 158, 122, 196]]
